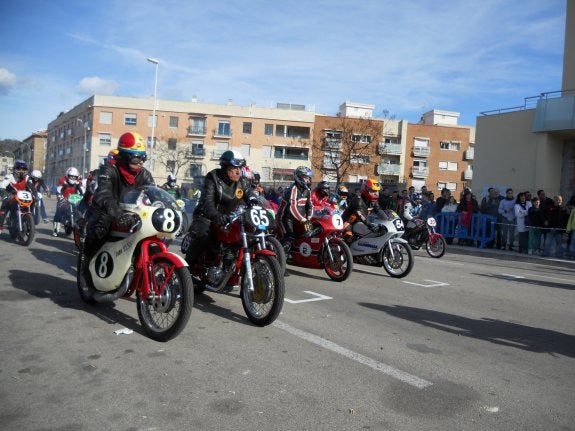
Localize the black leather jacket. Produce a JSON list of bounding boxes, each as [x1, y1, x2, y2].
[[194, 168, 257, 221], [342, 194, 383, 224]]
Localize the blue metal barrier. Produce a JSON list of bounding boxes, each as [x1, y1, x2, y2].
[[434, 212, 497, 249]]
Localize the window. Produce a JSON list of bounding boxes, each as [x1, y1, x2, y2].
[[168, 138, 177, 150], [274, 146, 309, 160], [147, 136, 157, 148], [440, 141, 461, 151], [124, 113, 137, 126], [351, 154, 370, 164], [262, 145, 272, 158], [275, 125, 286, 137], [261, 167, 271, 180], [384, 137, 400, 145], [437, 182, 457, 191], [100, 112, 112, 124], [264, 124, 273, 136], [189, 117, 206, 134], [242, 122, 252, 134], [214, 142, 229, 158], [414, 137, 429, 147], [167, 160, 176, 172], [352, 134, 372, 143], [217, 121, 231, 136], [191, 141, 205, 156], [188, 163, 203, 178], [169, 116, 179, 128], [240, 143, 251, 156], [438, 161, 458, 171], [99, 133, 112, 146], [148, 114, 157, 128]]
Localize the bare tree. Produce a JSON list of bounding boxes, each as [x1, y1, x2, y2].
[[310, 116, 385, 188], [153, 141, 202, 179]]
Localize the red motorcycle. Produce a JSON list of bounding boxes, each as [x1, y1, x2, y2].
[[3, 190, 35, 246], [284, 206, 353, 281]]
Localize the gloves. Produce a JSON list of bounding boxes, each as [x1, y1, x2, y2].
[[117, 213, 139, 229], [215, 213, 230, 226]]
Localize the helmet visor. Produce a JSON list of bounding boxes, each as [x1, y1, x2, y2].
[[128, 154, 147, 165], [229, 158, 246, 167]]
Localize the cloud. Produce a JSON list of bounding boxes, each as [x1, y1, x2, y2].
[[76, 76, 119, 95], [0, 68, 17, 95]]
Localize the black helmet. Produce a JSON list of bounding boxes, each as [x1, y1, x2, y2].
[[219, 150, 246, 168], [316, 180, 330, 196], [294, 166, 313, 189]]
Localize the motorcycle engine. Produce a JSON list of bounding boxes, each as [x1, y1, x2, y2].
[[206, 266, 225, 285]]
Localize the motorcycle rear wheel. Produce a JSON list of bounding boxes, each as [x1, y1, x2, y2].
[[321, 237, 353, 282], [241, 254, 284, 326], [426, 236, 447, 258], [17, 213, 35, 246], [381, 242, 413, 278], [137, 257, 194, 342]]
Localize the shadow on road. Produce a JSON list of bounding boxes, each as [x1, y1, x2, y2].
[[193, 292, 254, 326], [473, 273, 575, 291], [359, 303, 575, 358], [284, 267, 331, 281], [8, 269, 144, 336]]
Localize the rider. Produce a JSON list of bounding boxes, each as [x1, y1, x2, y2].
[[341, 178, 386, 238], [402, 192, 423, 229], [337, 185, 350, 211], [29, 169, 49, 224], [161, 173, 182, 199], [83, 132, 155, 257], [53, 166, 84, 237], [0, 160, 37, 233], [276, 166, 313, 250], [310, 180, 331, 208], [184, 150, 259, 267]]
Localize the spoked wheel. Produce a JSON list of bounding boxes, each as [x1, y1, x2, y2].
[[264, 236, 287, 276], [381, 241, 413, 278], [241, 254, 284, 326], [321, 237, 353, 282], [137, 257, 194, 342], [17, 213, 35, 246], [426, 235, 447, 258]]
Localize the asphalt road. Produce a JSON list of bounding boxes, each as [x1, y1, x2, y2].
[[0, 198, 574, 431]]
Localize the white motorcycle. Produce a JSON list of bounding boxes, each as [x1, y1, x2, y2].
[[77, 185, 194, 342], [347, 209, 413, 278]]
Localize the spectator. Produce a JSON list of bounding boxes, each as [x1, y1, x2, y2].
[[434, 188, 451, 215], [378, 186, 392, 210], [514, 192, 531, 254], [498, 188, 516, 251], [527, 196, 543, 254], [456, 189, 479, 246], [389, 190, 400, 213], [442, 195, 458, 213], [566, 197, 575, 259], [419, 192, 435, 220], [480, 187, 503, 249], [542, 195, 568, 258], [397, 189, 409, 221]]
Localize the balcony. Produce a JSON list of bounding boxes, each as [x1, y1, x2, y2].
[[377, 163, 401, 175], [412, 146, 430, 157], [378, 143, 402, 155], [411, 166, 429, 178], [186, 148, 206, 157], [322, 138, 342, 151], [187, 126, 207, 136], [532, 90, 575, 132], [213, 128, 233, 138], [463, 169, 473, 180], [464, 148, 475, 160]]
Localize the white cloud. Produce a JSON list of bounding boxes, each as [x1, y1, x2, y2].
[[0, 68, 17, 95], [76, 76, 119, 95]]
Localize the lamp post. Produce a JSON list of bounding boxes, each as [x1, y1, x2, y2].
[[147, 57, 159, 171], [77, 118, 89, 179]]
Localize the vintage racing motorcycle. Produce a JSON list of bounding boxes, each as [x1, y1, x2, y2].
[[347, 209, 413, 278], [3, 189, 35, 246], [77, 185, 193, 342], [402, 216, 447, 258]]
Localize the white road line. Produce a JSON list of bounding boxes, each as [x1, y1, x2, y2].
[[285, 291, 333, 304], [273, 320, 433, 389], [403, 279, 449, 287]]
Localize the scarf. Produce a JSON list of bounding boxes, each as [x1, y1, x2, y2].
[[117, 163, 137, 185]]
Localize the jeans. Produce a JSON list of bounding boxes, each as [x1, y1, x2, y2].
[[569, 232, 575, 257], [528, 227, 542, 253], [543, 229, 564, 257], [500, 220, 516, 249]]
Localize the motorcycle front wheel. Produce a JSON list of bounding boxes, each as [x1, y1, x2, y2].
[[426, 235, 447, 258], [241, 254, 284, 326], [381, 241, 413, 278], [17, 213, 35, 246], [321, 237, 353, 282], [264, 236, 287, 276], [137, 257, 194, 342]]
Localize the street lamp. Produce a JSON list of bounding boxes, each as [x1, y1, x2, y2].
[[147, 57, 159, 171], [77, 118, 90, 179]]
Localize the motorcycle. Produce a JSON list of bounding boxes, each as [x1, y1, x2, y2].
[[183, 204, 285, 327], [347, 209, 413, 278], [77, 185, 193, 342], [3, 190, 35, 246], [402, 217, 447, 258], [63, 193, 83, 236], [284, 206, 353, 282]]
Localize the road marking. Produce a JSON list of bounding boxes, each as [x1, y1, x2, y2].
[[402, 279, 449, 288], [284, 291, 333, 304], [273, 320, 433, 389], [499, 274, 526, 279]]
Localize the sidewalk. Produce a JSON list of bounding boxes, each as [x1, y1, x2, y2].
[[445, 243, 575, 269]]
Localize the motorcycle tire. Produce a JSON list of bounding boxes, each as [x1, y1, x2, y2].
[[321, 237, 353, 282], [136, 257, 194, 342], [381, 241, 413, 278], [76, 250, 97, 305], [241, 254, 284, 327], [264, 236, 287, 276], [426, 236, 447, 258], [17, 213, 35, 246], [6, 213, 18, 240]]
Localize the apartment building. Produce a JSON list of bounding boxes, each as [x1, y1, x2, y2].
[[13, 130, 47, 174], [44, 95, 315, 188]]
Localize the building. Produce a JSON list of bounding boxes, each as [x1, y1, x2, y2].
[[44, 95, 315, 188], [13, 130, 47, 174], [473, 0, 575, 199]]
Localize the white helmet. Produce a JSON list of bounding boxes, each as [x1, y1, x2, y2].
[[31, 169, 42, 180], [66, 166, 80, 184]]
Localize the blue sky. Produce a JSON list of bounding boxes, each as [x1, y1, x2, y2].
[[0, 0, 566, 140]]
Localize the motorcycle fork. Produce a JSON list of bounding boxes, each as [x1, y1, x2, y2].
[[240, 225, 255, 293], [16, 207, 23, 232], [137, 239, 172, 300], [323, 236, 335, 263]]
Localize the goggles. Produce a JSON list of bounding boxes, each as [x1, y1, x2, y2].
[[229, 158, 246, 167], [68, 175, 79, 180], [14, 169, 27, 175], [129, 154, 147, 165]]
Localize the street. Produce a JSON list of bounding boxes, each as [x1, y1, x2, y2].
[[0, 201, 574, 431]]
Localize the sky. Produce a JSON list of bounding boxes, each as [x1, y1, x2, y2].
[[0, 0, 567, 141]]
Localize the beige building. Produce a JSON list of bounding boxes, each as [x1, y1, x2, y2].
[[45, 95, 315, 188], [14, 130, 47, 174], [473, 0, 575, 199]]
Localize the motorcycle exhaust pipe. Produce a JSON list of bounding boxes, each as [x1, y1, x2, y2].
[[92, 270, 132, 303]]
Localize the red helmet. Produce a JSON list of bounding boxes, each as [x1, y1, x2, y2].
[[361, 179, 381, 202]]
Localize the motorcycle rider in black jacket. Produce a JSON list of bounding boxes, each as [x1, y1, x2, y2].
[[83, 132, 154, 257], [342, 179, 385, 231], [184, 150, 259, 266]]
